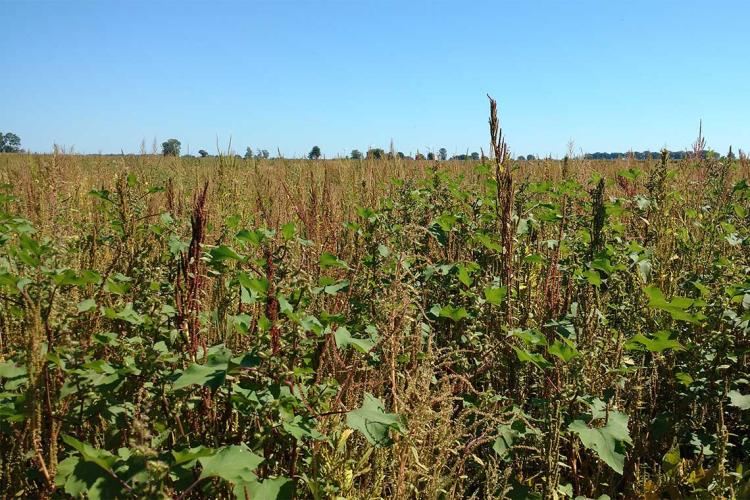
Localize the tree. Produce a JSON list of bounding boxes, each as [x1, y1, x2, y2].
[[397, 152, 405, 159], [427, 152, 435, 161], [161, 139, 181, 157], [366, 148, 384, 160], [244, 147, 254, 160], [308, 146, 321, 160], [526, 154, 536, 161], [471, 152, 480, 161], [350, 149, 363, 160], [257, 149, 270, 159], [415, 152, 426, 160], [0, 132, 21, 153], [438, 148, 448, 161], [198, 149, 209, 158]]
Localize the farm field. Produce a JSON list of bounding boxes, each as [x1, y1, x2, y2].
[[0, 125, 749, 499]]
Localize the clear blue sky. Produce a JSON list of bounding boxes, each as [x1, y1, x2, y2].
[[2, 0, 748, 157]]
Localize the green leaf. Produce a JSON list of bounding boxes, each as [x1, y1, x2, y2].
[[583, 269, 602, 286], [115, 303, 144, 325], [728, 390, 750, 410], [644, 286, 704, 323], [484, 286, 507, 305], [568, 411, 632, 474], [103, 278, 130, 295], [513, 347, 551, 370], [493, 424, 519, 459], [323, 279, 349, 295], [346, 393, 403, 446], [319, 252, 349, 269], [675, 372, 694, 387], [548, 340, 579, 363], [0, 360, 27, 378], [171, 345, 231, 391], [281, 222, 296, 241], [624, 331, 683, 353], [199, 444, 264, 483], [334, 327, 375, 353], [662, 445, 681, 474], [62, 435, 118, 472], [234, 477, 294, 500], [438, 305, 468, 322], [172, 446, 216, 465], [210, 245, 244, 262], [55, 456, 122, 499], [511, 329, 547, 346], [636, 260, 651, 283], [76, 298, 97, 313]]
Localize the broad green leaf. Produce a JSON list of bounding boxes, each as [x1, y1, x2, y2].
[[438, 305, 468, 322], [513, 347, 551, 370], [210, 245, 244, 262], [548, 340, 579, 362], [728, 390, 750, 410], [76, 298, 97, 313], [644, 286, 704, 323], [171, 345, 231, 391], [484, 286, 507, 305], [281, 222, 296, 241], [199, 444, 264, 483], [115, 303, 144, 325], [0, 360, 26, 378], [511, 329, 547, 346], [334, 326, 375, 353], [62, 435, 118, 472], [346, 393, 403, 446], [583, 269, 602, 286], [568, 411, 632, 474], [234, 477, 294, 500], [492, 424, 518, 459], [675, 372, 694, 387], [319, 252, 349, 269], [172, 446, 216, 465], [624, 331, 683, 353], [55, 456, 122, 499], [103, 279, 130, 295]]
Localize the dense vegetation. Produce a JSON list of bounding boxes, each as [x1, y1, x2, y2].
[[0, 113, 749, 498]]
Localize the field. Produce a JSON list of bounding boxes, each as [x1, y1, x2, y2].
[[0, 124, 749, 498]]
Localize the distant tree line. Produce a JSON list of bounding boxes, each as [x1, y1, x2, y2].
[[583, 150, 721, 160]]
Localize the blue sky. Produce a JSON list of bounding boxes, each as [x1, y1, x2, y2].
[[2, 0, 748, 157]]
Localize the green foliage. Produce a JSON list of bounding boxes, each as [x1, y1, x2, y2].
[[569, 411, 632, 474], [346, 393, 404, 446], [0, 151, 748, 498]]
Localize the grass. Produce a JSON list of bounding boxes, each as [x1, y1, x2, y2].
[[0, 116, 749, 498]]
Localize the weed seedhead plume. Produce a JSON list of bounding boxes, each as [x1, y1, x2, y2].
[[692, 119, 706, 161], [487, 95, 515, 323], [589, 177, 606, 258], [176, 181, 209, 360]]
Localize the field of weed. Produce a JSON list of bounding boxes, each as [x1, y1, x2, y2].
[[0, 121, 749, 498]]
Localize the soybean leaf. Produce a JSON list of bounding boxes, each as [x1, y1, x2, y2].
[[334, 326, 375, 354], [234, 477, 294, 500], [319, 252, 349, 269], [346, 393, 403, 446], [513, 347, 551, 370], [728, 390, 750, 410], [484, 286, 507, 305], [568, 411, 632, 474], [199, 444, 264, 483]]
